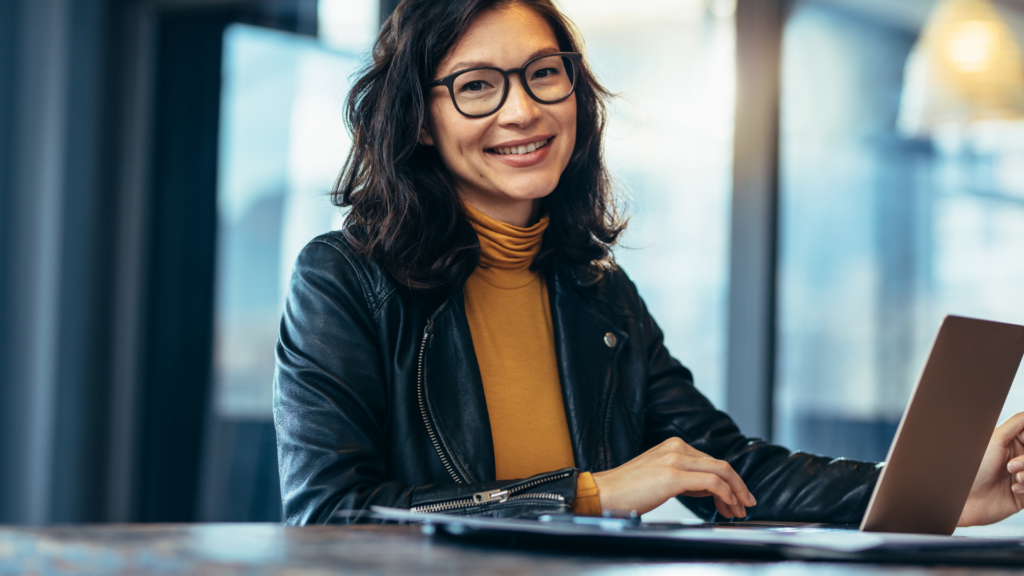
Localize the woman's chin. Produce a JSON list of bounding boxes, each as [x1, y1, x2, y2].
[[489, 173, 561, 200], [491, 185, 556, 205]]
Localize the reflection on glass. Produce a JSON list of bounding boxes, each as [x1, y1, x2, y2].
[[215, 25, 361, 419], [775, 2, 1024, 473]]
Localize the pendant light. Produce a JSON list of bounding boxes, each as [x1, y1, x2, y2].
[[898, 0, 1024, 138]]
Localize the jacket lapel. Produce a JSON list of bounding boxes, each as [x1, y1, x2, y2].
[[549, 267, 628, 472], [421, 293, 496, 484], [421, 270, 628, 483]]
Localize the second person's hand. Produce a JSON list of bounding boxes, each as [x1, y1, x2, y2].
[[590, 437, 757, 518]]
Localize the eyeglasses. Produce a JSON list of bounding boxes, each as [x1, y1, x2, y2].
[[425, 52, 582, 118]]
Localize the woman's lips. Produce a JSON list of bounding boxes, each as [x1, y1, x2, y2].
[[484, 137, 553, 168]]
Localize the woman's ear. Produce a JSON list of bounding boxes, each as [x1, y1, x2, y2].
[[419, 124, 435, 146]]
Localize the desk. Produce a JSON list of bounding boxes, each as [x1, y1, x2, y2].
[[0, 523, 1021, 575]]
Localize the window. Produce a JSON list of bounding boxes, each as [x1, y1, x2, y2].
[[775, 1, 1024, 480], [214, 24, 362, 419], [558, 0, 737, 408], [203, 12, 374, 519]]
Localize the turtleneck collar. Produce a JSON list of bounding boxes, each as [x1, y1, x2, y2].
[[463, 201, 548, 289]]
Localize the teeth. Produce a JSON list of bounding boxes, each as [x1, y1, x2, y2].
[[492, 139, 548, 155]]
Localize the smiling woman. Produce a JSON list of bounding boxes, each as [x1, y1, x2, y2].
[[333, 0, 621, 294], [419, 7, 579, 227], [272, 0, 1024, 527]]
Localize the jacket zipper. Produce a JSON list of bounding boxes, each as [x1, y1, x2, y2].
[[410, 469, 571, 514], [417, 321, 463, 484]]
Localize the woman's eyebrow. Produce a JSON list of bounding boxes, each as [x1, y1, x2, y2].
[[443, 47, 562, 75]]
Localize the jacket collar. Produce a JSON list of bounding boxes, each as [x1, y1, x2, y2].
[[420, 265, 628, 484]]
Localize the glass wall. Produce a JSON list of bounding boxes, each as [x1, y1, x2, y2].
[[214, 24, 361, 419], [775, 0, 1024, 474], [558, 0, 736, 409], [203, 7, 375, 519]]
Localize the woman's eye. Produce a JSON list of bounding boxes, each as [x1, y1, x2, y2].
[[459, 80, 492, 93], [532, 68, 559, 80]]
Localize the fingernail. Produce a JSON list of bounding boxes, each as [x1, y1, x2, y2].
[[1013, 484, 1024, 494], [1009, 461, 1023, 473], [1017, 472, 1023, 484], [748, 493, 757, 506]]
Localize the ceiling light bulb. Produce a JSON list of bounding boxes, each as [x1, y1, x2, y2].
[[945, 20, 1000, 73]]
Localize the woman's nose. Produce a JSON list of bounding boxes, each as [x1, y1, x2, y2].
[[498, 75, 542, 127]]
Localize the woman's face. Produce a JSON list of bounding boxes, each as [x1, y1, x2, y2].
[[422, 5, 577, 226]]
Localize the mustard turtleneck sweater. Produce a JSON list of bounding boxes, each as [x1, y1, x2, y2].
[[462, 202, 600, 516]]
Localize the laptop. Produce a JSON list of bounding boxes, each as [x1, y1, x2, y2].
[[372, 315, 1024, 540], [859, 315, 1024, 534]]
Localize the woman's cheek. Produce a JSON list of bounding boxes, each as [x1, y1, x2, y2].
[[562, 101, 577, 163]]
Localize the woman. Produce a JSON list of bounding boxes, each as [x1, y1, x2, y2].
[[274, 0, 1024, 525]]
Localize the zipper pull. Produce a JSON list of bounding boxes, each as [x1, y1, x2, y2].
[[473, 489, 509, 504], [424, 322, 435, 347]]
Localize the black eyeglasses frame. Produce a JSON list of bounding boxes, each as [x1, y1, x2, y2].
[[424, 52, 583, 118]]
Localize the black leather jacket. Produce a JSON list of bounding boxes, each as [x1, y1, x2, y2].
[[274, 231, 882, 525]]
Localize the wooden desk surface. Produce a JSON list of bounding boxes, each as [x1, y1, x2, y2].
[[1, 523, 1022, 575]]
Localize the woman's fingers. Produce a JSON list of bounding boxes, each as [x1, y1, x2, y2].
[[713, 496, 735, 519], [676, 472, 747, 518], [657, 438, 757, 508], [704, 458, 756, 507], [666, 452, 756, 507], [1003, 453, 1024, 497], [686, 490, 746, 519], [1009, 464, 1024, 492], [996, 412, 1024, 445], [1007, 454, 1024, 474], [722, 498, 746, 519], [591, 437, 757, 517], [712, 491, 745, 518]]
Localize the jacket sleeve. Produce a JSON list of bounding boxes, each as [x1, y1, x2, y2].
[[274, 239, 578, 524], [633, 291, 882, 524]]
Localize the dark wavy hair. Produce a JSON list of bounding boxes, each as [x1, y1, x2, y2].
[[334, 0, 625, 293]]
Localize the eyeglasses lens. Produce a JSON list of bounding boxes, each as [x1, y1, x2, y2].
[[452, 55, 575, 116], [525, 55, 575, 102], [452, 68, 506, 116]]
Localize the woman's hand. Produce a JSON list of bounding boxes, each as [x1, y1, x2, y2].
[[591, 437, 757, 518], [958, 412, 1024, 527]]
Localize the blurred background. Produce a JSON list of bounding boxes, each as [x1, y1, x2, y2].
[[1, 0, 1023, 525]]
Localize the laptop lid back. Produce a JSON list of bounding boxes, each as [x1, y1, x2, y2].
[[860, 315, 1024, 535]]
